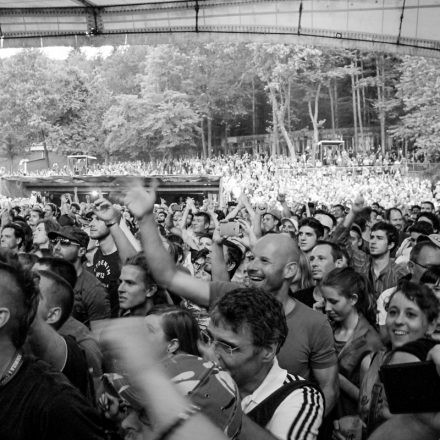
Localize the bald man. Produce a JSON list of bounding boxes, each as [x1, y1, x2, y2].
[[125, 187, 338, 417]]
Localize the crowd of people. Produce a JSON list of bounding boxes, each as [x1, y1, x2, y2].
[[1, 173, 440, 440], [5, 153, 439, 209]]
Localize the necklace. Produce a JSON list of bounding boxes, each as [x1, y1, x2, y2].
[[0, 352, 23, 387]]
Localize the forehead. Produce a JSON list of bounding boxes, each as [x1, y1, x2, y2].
[[311, 244, 333, 257], [388, 291, 421, 311], [254, 236, 280, 257], [2, 227, 14, 236], [371, 229, 387, 238], [390, 210, 402, 219], [417, 246, 440, 264], [299, 226, 316, 235], [120, 265, 144, 282]]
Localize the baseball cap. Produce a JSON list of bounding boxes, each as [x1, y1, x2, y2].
[[427, 234, 440, 249], [103, 354, 242, 439], [48, 226, 90, 248], [314, 213, 334, 230], [280, 217, 298, 231]]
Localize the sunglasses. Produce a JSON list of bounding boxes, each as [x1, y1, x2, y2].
[[50, 238, 80, 247]]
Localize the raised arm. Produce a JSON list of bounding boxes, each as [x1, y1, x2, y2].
[[125, 185, 210, 307]]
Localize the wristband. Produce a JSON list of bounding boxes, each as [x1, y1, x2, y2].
[[154, 405, 200, 440]]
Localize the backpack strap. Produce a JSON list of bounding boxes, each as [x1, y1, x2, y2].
[[247, 379, 321, 427]]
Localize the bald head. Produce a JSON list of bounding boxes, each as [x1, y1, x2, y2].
[[256, 233, 300, 265]]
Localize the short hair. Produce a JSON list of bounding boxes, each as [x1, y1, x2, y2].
[[37, 269, 74, 330], [193, 212, 211, 226], [314, 240, 344, 261], [125, 252, 167, 306], [224, 241, 243, 276], [35, 257, 77, 288], [210, 287, 287, 353], [421, 201, 435, 211], [147, 305, 200, 356], [321, 267, 376, 327], [333, 204, 345, 212], [0, 260, 39, 348], [409, 240, 440, 266], [388, 279, 439, 324], [411, 205, 421, 211], [45, 203, 57, 215], [371, 221, 398, 250], [385, 207, 403, 221], [409, 221, 434, 236], [2, 222, 25, 243], [37, 218, 60, 236], [31, 208, 44, 219], [298, 217, 324, 239]]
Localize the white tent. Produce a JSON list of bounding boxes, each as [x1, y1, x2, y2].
[[1, 1, 440, 57]]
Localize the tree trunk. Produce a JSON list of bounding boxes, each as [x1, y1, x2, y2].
[[269, 87, 279, 156], [200, 118, 207, 159], [41, 129, 50, 169], [334, 80, 339, 129], [252, 77, 256, 135], [376, 54, 386, 155], [356, 72, 364, 152], [207, 117, 212, 158], [328, 78, 336, 136], [307, 83, 322, 166], [351, 69, 358, 154]]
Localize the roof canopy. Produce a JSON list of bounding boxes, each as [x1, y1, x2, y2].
[[1, 1, 440, 57]]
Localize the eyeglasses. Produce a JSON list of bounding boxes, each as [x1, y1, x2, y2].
[[200, 329, 242, 356], [50, 238, 80, 247], [410, 260, 440, 271]]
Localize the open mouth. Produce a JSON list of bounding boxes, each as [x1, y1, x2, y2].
[[393, 330, 409, 336]]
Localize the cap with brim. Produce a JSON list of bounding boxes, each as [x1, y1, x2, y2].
[[315, 213, 333, 230], [350, 224, 363, 237], [48, 226, 89, 248], [281, 217, 298, 231]]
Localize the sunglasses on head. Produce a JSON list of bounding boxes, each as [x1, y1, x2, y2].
[[50, 238, 80, 247]]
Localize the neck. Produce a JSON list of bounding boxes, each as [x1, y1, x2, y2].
[[126, 300, 152, 317], [341, 310, 359, 332], [372, 253, 390, 272], [275, 284, 296, 314], [0, 340, 17, 378], [98, 234, 116, 255], [240, 361, 274, 398], [73, 258, 83, 276]]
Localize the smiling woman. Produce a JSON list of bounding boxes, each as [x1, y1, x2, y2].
[[356, 280, 440, 438]]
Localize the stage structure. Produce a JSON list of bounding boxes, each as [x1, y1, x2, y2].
[[0, 175, 222, 203], [1, 1, 440, 58]]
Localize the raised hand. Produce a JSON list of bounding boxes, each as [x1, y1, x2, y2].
[[125, 181, 158, 220], [94, 198, 121, 225]]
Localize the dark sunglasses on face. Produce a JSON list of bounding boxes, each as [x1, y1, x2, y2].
[[50, 238, 80, 247]]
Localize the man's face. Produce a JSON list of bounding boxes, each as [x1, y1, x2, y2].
[[52, 238, 81, 263], [421, 203, 434, 213], [332, 206, 344, 219], [33, 223, 48, 246], [118, 265, 147, 311], [44, 205, 54, 219], [1, 227, 19, 251], [28, 211, 41, 227], [262, 214, 277, 233], [247, 237, 288, 293], [298, 226, 318, 253], [309, 244, 339, 282], [389, 210, 404, 231], [199, 236, 212, 250], [409, 245, 440, 283], [120, 406, 149, 440], [192, 215, 208, 234], [156, 212, 166, 224], [89, 214, 110, 240], [206, 319, 266, 389], [70, 205, 78, 215], [369, 229, 392, 257], [280, 221, 296, 234]]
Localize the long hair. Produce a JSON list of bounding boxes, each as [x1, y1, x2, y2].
[[297, 250, 314, 290], [321, 267, 377, 328], [147, 305, 200, 356]]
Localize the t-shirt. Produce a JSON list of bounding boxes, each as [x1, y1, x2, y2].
[[209, 282, 337, 378], [92, 247, 121, 318], [74, 268, 111, 328], [277, 301, 337, 379], [0, 357, 105, 440]]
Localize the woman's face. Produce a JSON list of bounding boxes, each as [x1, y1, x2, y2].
[[386, 291, 433, 348], [33, 223, 48, 246], [321, 285, 356, 323]]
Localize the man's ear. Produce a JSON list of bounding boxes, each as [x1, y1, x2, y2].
[[146, 285, 158, 298], [335, 258, 344, 268], [167, 338, 180, 354], [0, 308, 10, 329], [261, 344, 277, 363], [46, 307, 62, 326], [78, 246, 87, 258], [17, 237, 22, 246], [283, 261, 297, 280]]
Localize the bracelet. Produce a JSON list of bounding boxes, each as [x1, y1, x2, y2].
[[154, 405, 200, 440]]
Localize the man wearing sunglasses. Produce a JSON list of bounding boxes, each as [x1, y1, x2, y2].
[[48, 226, 110, 329]]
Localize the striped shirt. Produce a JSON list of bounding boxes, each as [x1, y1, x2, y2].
[[241, 358, 324, 440]]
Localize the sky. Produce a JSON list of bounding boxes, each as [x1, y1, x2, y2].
[[0, 45, 114, 60]]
